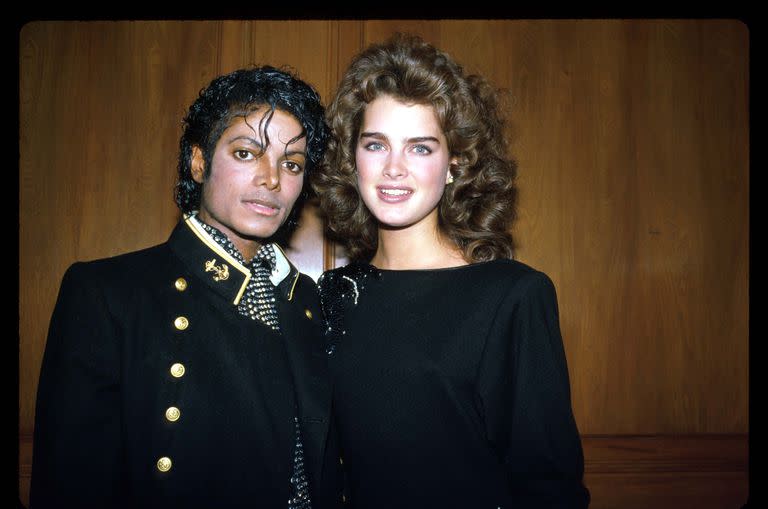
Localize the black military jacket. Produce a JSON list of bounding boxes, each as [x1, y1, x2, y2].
[[31, 217, 342, 509]]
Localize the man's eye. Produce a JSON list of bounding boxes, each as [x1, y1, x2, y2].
[[234, 150, 254, 160], [283, 161, 304, 174]]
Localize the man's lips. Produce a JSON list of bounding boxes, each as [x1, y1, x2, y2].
[[242, 198, 281, 216]]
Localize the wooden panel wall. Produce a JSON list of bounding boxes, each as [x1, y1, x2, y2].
[[18, 20, 749, 507]]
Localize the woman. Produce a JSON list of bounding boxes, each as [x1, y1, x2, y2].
[[313, 34, 590, 508]]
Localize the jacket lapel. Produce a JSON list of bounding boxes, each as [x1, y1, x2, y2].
[[275, 283, 332, 495]]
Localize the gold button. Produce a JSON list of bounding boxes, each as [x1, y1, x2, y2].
[[165, 406, 181, 422], [174, 316, 189, 330], [305, 309, 313, 320], [339, 456, 343, 465], [342, 494, 346, 503], [170, 363, 185, 378], [156, 456, 172, 472], [174, 277, 188, 291]]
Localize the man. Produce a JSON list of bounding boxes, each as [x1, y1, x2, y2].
[[31, 67, 342, 508]]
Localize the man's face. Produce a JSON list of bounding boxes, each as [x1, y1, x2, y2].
[[192, 107, 306, 259]]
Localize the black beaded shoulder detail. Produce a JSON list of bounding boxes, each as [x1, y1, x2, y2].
[[317, 263, 381, 355]]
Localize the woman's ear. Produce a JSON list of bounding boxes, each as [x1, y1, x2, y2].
[[446, 157, 460, 184]]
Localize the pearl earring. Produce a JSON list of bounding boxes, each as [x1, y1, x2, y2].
[[446, 172, 455, 184]]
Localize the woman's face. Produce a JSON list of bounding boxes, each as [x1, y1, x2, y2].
[[355, 94, 455, 230]]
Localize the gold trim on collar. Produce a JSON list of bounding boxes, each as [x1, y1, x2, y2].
[[184, 217, 250, 305], [273, 243, 300, 301], [287, 271, 300, 301]]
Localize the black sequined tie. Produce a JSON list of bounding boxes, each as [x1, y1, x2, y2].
[[243, 244, 281, 331]]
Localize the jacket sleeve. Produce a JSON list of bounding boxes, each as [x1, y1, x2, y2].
[[30, 262, 125, 508], [475, 271, 590, 508]]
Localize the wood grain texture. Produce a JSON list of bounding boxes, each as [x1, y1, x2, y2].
[[582, 434, 749, 509]]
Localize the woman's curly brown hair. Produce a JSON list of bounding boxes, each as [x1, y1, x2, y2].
[[312, 33, 518, 263]]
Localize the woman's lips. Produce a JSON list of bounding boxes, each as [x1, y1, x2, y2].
[[377, 186, 413, 203]]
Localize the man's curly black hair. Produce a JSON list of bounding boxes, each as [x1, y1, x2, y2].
[[174, 65, 329, 245]]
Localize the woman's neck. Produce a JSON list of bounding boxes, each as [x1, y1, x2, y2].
[[372, 222, 467, 270]]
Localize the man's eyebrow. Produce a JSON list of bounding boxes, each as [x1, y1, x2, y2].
[[226, 135, 262, 146]]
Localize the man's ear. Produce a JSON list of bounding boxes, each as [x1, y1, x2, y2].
[[191, 146, 206, 184]]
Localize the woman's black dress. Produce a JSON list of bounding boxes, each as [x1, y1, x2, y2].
[[318, 259, 590, 509]]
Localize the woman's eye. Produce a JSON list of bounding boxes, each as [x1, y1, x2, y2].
[[364, 142, 385, 151], [412, 144, 432, 155]]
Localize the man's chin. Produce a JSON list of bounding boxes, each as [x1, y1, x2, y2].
[[237, 219, 286, 242]]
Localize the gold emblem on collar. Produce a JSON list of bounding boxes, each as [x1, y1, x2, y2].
[[205, 258, 229, 281]]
